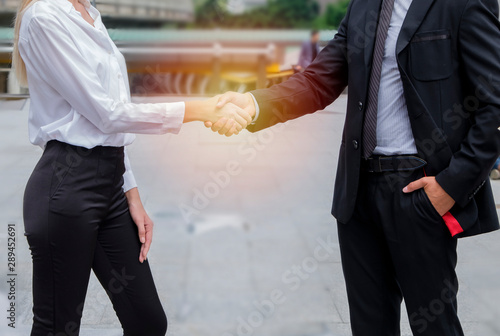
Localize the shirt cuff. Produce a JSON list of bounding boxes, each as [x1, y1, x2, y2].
[[161, 101, 185, 134], [123, 148, 138, 193], [122, 169, 137, 193], [248, 93, 260, 125]]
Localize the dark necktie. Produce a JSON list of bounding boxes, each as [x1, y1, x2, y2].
[[362, 0, 396, 159]]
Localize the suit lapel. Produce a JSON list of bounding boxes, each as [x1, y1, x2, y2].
[[396, 0, 436, 55]]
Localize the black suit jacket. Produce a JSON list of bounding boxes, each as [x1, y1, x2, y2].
[[248, 0, 500, 238]]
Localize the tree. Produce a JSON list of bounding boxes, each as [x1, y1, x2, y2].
[[195, 0, 229, 28], [264, 0, 320, 28], [194, 0, 321, 29], [324, 0, 350, 29]]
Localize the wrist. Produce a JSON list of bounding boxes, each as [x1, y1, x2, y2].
[[125, 187, 143, 208], [245, 93, 257, 120], [184, 100, 215, 123]]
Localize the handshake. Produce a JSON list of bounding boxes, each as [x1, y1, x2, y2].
[[186, 92, 257, 137]]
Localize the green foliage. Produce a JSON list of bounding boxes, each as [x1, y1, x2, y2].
[[324, 0, 350, 29], [194, 0, 228, 28], [194, 0, 320, 29], [262, 0, 320, 28], [192, 0, 349, 29]]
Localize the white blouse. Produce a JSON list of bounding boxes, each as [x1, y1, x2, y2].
[[18, 0, 185, 192]]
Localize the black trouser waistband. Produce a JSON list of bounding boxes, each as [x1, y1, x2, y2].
[[45, 140, 124, 159], [361, 155, 427, 173], [41, 140, 126, 190]]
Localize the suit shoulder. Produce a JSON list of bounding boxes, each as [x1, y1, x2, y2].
[[480, 0, 500, 15], [441, 0, 469, 11], [446, 0, 498, 13], [453, 0, 500, 18]]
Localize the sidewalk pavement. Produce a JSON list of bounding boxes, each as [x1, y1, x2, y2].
[[0, 96, 499, 336]]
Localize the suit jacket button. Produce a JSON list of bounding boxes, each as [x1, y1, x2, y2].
[[358, 102, 363, 111], [353, 140, 359, 150]]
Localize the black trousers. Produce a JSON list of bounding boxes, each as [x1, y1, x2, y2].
[[23, 140, 167, 336], [338, 169, 464, 336]]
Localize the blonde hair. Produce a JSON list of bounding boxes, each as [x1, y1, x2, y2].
[[12, 0, 39, 87]]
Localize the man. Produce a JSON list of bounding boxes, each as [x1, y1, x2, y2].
[[207, 0, 500, 334], [296, 30, 321, 72]]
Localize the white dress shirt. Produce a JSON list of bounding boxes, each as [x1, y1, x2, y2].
[[18, 0, 185, 192], [373, 0, 417, 155]]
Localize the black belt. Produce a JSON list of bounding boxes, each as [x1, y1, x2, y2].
[[361, 155, 427, 173]]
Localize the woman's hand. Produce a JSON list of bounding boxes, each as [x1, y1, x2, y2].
[[184, 96, 253, 136], [125, 187, 153, 263]]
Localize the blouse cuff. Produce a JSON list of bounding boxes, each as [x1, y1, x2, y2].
[[123, 169, 137, 193], [161, 102, 185, 134], [123, 148, 138, 193]]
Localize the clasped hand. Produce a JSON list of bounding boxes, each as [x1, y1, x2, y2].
[[203, 92, 257, 136], [185, 93, 254, 136]]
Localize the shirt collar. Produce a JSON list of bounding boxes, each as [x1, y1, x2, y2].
[[49, 0, 72, 12], [51, 0, 92, 13], [50, 0, 103, 29]]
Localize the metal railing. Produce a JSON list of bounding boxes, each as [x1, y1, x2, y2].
[[0, 93, 29, 99], [0, 43, 276, 99]]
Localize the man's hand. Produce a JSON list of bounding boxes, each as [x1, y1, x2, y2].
[[205, 92, 256, 133], [403, 177, 455, 216], [125, 188, 153, 263]]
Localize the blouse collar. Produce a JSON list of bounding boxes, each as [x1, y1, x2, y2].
[[50, 0, 103, 30], [51, 0, 92, 13]]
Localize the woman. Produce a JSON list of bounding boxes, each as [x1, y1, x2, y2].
[[13, 0, 253, 335]]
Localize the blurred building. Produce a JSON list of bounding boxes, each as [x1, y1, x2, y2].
[[0, 0, 18, 12], [95, 0, 194, 26], [0, 0, 194, 27], [0, 0, 20, 26], [226, 0, 267, 14]]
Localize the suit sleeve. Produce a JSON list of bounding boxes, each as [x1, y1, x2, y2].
[[247, 1, 353, 133], [435, 0, 500, 207]]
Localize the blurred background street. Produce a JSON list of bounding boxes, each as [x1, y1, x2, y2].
[[0, 96, 500, 336]]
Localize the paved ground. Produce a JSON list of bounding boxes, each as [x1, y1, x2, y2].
[[0, 96, 499, 336]]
